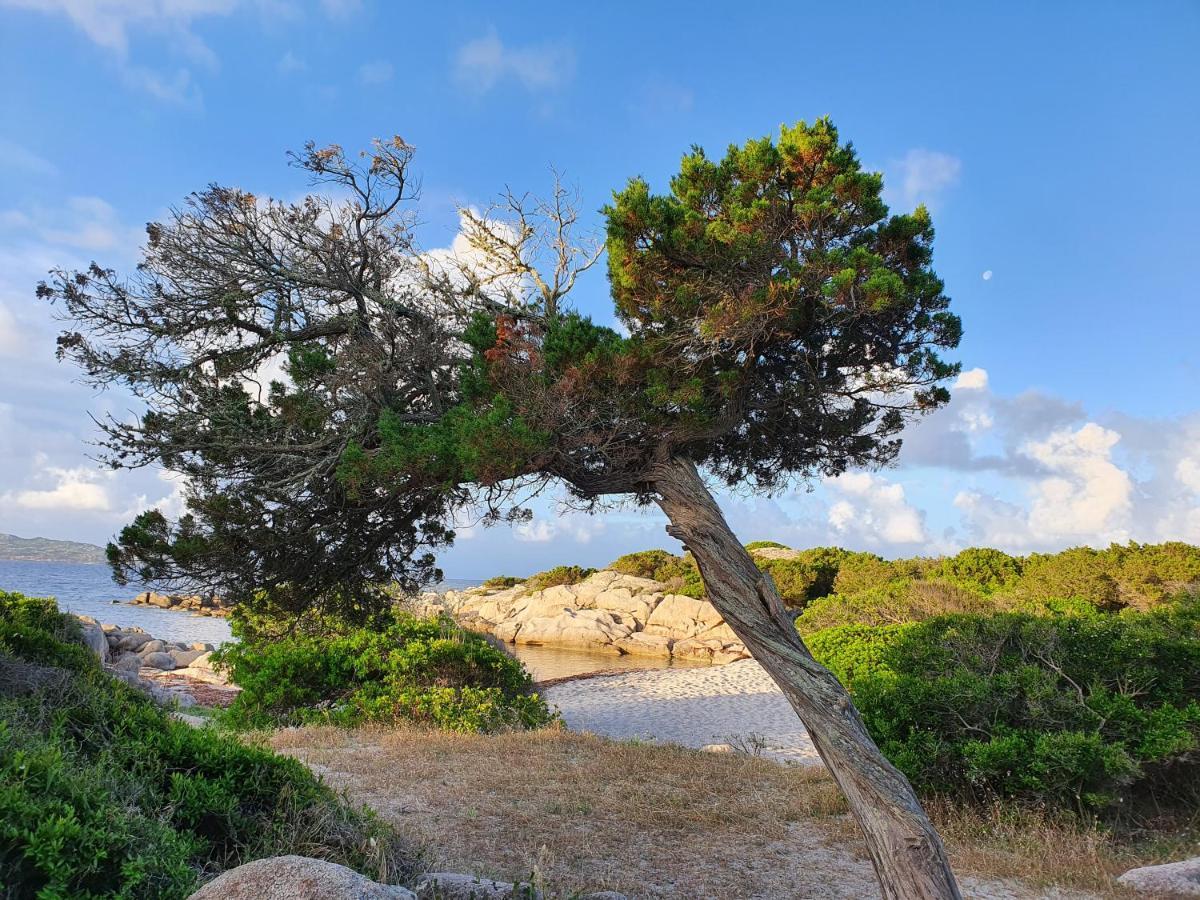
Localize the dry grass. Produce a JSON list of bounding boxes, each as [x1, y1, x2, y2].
[[268, 725, 1183, 899]]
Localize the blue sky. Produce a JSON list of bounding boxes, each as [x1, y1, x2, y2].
[[1, 1, 1198, 579]]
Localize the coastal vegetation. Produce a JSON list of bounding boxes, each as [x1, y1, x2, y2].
[[599, 539, 1200, 816], [0, 590, 417, 898], [215, 609, 552, 732]]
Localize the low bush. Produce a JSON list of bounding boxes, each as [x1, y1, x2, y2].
[[797, 578, 1004, 632], [929, 547, 1023, 594], [608, 549, 705, 597], [0, 590, 417, 899], [217, 612, 553, 732], [481, 575, 521, 590], [756, 557, 822, 608], [808, 600, 1200, 814], [744, 540, 789, 551], [523, 565, 596, 593]]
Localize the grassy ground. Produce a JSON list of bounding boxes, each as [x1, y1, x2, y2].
[[265, 724, 1188, 899]]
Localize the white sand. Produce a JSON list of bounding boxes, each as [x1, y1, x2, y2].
[[544, 658, 823, 765]]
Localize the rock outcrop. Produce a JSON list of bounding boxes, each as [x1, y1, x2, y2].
[[187, 856, 416, 900], [417, 570, 748, 664], [90, 619, 222, 678], [1118, 857, 1200, 895], [130, 590, 232, 617]]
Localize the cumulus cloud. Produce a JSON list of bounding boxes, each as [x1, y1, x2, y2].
[[826, 472, 927, 547], [1022, 423, 1133, 544], [886, 149, 962, 210], [454, 28, 575, 95], [4, 459, 113, 512]]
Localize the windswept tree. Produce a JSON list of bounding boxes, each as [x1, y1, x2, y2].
[[42, 121, 963, 898]]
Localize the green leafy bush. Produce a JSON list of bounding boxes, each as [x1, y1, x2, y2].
[[744, 540, 789, 551], [929, 547, 1023, 593], [607, 549, 705, 597], [797, 578, 1004, 632], [0, 591, 417, 899], [217, 612, 552, 732], [756, 557, 822, 608], [523, 565, 596, 593], [482, 575, 522, 590], [808, 601, 1200, 814]]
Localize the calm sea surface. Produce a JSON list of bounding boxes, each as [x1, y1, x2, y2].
[[0, 561, 689, 680]]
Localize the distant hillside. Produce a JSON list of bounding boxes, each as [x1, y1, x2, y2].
[[0, 533, 106, 564]]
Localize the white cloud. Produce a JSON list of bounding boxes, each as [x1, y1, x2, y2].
[[825, 472, 927, 546], [1178, 454, 1200, 494], [954, 368, 989, 391], [5, 460, 113, 512], [886, 149, 962, 210], [1022, 423, 1132, 543], [358, 60, 393, 85], [515, 519, 556, 543], [454, 28, 575, 95], [982, 270, 993, 281]]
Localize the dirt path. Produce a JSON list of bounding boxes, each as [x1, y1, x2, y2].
[[269, 727, 1110, 900]]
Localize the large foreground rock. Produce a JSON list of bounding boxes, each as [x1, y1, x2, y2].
[[74, 616, 109, 663], [1118, 857, 1200, 895], [188, 856, 415, 900]]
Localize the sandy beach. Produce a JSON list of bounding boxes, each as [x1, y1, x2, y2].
[[543, 657, 823, 764]]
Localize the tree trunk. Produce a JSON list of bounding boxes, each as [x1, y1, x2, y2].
[[652, 456, 961, 900]]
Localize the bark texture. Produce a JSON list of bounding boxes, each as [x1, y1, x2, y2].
[[652, 457, 962, 900]]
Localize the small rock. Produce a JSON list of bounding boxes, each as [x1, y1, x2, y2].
[[1118, 857, 1200, 895], [139, 639, 166, 654], [414, 873, 539, 899], [187, 855, 416, 899], [700, 743, 734, 754], [141, 651, 177, 670]]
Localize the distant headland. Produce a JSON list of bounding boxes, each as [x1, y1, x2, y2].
[[0, 532, 106, 564]]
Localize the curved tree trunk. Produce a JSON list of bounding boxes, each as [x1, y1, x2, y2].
[[652, 457, 961, 900]]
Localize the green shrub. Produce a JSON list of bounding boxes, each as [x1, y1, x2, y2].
[[930, 547, 1023, 594], [756, 557, 821, 608], [0, 591, 417, 899], [830, 552, 903, 596], [808, 602, 1200, 814], [217, 612, 553, 732], [523, 565, 596, 593], [481, 575, 521, 590], [797, 578, 1004, 632], [1014, 547, 1123, 611], [744, 540, 789, 551], [607, 549, 705, 597]]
